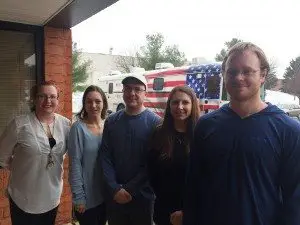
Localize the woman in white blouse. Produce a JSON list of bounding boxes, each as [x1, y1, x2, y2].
[[0, 80, 70, 225]]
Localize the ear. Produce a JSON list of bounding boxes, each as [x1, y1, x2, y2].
[[260, 69, 267, 84], [31, 98, 37, 107]]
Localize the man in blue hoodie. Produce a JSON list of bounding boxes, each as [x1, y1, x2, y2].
[[183, 42, 300, 225], [100, 74, 161, 225]]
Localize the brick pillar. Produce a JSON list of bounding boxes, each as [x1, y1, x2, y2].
[[44, 26, 73, 225], [0, 170, 11, 225]]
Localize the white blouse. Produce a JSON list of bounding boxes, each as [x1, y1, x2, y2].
[[0, 112, 70, 214]]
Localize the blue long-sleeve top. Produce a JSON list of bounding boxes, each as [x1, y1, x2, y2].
[[68, 120, 104, 209], [183, 103, 300, 225], [100, 109, 161, 200]]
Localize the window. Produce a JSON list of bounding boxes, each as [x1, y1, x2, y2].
[[206, 76, 221, 99], [108, 83, 113, 94], [153, 77, 164, 91], [0, 30, 37, 133]]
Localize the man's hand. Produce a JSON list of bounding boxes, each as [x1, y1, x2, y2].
[[170, 210, 183, 225], [113, 188, 132, 204], [74, 204, 86, 214]]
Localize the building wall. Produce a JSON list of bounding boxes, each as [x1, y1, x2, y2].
[[81, 52, 138, 85], [44, 26, 73, 225], [191, 56, 210, 64], [0, 169, 10, 225]]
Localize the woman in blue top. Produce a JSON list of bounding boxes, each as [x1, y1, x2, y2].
[[69, 85, 108, 225]]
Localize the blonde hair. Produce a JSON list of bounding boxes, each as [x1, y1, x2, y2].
[[221, 42, 270, 74]]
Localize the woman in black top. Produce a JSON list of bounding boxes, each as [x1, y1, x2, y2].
[[148, 85, 200, 225]]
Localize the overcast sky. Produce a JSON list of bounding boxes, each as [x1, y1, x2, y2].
[[72, 0, 300, 78]]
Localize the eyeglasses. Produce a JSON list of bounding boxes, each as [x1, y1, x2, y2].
[[225, 69, 260, 78], [37, 94, 58, 101], [123, 86, 146, 94], [48, 137, 56, 149]]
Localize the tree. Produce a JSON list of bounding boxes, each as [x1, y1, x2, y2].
[[282, 56, 300, 104], [215, 38, 243, 100], [137, 33, 165, 71], [115, 33, 186, 71], [163, 45, 186, 67], [265, 62, 278, 90], [136, 33, 186, 70], [72, 42, 92, 92], [215, 38, 243, 62], [114, 52, 139, 73]]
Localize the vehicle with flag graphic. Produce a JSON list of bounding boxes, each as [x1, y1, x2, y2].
[[144, 63, 223, 116], [97, 63, 223, 117]]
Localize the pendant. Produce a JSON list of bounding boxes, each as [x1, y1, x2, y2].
[[46, 153, 55, 169], [176, 137, 183, 144]]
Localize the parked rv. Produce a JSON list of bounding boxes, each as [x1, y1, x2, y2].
[[96, 63, 223, 116]]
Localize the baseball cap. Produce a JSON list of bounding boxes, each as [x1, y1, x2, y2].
[[122, 74, 148, 91]]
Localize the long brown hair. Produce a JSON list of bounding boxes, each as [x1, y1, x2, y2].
[[76, 85, 108, 120], [151, 85, 200, 157]]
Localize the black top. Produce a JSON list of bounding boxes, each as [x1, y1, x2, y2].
[[148, 130, 189, 225]]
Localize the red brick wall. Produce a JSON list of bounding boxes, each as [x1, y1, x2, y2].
[[44, 26, 73, 225], [0, 170, 10, 225], [0, 26, 73, 225]]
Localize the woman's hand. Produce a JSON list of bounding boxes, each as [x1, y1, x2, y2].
[[75, 204, 86, 214], [170, 210, 183, 225]]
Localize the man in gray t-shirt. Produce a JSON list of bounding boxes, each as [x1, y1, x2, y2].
[[101, 74, 161, 225]]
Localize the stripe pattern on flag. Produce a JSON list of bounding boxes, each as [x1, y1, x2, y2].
[[144, 64, 222, 116]]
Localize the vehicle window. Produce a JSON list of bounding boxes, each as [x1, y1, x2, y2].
[[108, 83, 113, 94], [153, 78, 164, 91], [206, 76, 221, 99]]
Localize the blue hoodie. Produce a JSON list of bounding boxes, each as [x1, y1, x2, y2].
[[183, 103, 300, 225]]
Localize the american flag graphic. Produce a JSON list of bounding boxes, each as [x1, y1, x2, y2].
[[186, 64, 222, 100], [144, 63, 222, 117]]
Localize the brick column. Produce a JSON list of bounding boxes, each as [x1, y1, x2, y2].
[[0, 170, 11, 225], [44, 26, 73, 225]]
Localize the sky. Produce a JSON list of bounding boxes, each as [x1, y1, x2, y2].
[[72, 0, 300, 78]]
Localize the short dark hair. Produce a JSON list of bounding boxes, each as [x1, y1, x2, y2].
[[76, 85, 108, 120]]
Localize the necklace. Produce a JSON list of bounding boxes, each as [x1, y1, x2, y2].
[[85, 119, 104, 135], [36, 114, 56, 169], [174, 131, 186, 145]]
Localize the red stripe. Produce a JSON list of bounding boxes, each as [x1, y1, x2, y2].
[[146, 92, 170, 98], [148, 81, 186, 88], [202, 104, 219, 110], [145, 69, 186, 79], [155, 111, 164, 117], [146, 102, 219, 113], [144, 102, 167, 109]]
